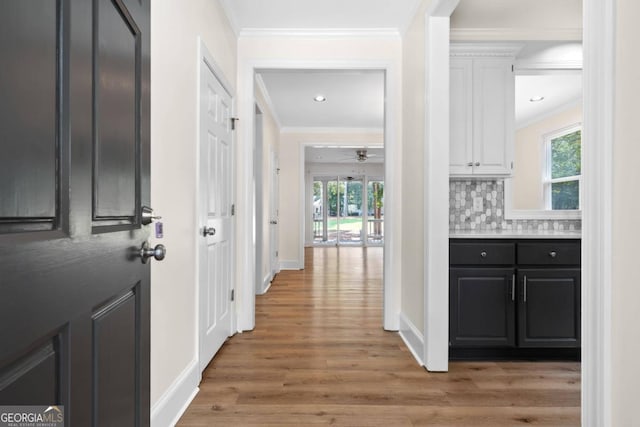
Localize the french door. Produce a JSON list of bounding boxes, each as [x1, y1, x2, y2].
[[312, 176, 383, 247]]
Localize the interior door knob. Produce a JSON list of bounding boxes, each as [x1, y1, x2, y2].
[[203, 226, 216, 237], [138, 242, 166, 264]]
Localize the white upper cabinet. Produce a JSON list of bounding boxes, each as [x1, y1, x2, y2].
[[450, 45, 517, 176]]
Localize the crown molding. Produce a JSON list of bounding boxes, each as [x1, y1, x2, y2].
[[451, 27, 583, 42], [239, 28, 401, 39], [281, 126, 384, 135], [450, 42, 524, 57], [217, 0, 240, 37], [254, 74, 283, 130]]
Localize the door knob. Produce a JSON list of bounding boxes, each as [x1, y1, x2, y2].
[[202, 226, 216, 237], [141, 206, 162, 225], [138, 241, 166, 264], [270, 220, 278, 225]]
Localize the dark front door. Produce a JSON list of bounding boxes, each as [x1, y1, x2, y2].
[[0, 0, 151, 425]]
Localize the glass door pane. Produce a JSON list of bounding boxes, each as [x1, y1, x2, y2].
[[338, 178, 363, 244], [326, 180, 340, 243], [312, 180, 324, 243], [367, 180, 384, 244]]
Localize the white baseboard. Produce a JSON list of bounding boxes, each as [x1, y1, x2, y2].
[[257, 273, 272, 295], [151, 359, 200, 427], [280, 260, 302, 270], [399, 312, 425, 367]]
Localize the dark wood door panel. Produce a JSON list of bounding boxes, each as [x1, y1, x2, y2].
[[0, 340, 60, 405], [0, 0, 60, 231], [0, 0, 151, 424]]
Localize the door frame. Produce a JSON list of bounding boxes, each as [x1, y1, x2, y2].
[[238, 60, 401, 332], [196, 39, 237, 373], [425, 0, 615, 424]]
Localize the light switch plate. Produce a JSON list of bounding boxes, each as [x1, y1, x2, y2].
[[473, 197, 484, 212]]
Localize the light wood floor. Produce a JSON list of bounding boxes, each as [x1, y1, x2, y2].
[[178, 247, 580, 426]]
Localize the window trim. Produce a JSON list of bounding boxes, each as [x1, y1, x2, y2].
[[543, 122, 582, 210]]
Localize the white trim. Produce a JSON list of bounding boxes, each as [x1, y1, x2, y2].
[[150, 359, 199, 427], [504, 177, 582, 220], [254, 74, 283, 129], [450, 28, 583, 42], [257, 273, 272, 296], [582, 0, 614, 425], [399, 312, 425, 367], [423, 1, 458, 373], [450, 42, 524, 57], [217, 0, 240, 37], [280, 260, 303, 270], [239, 28, 401, 39], [239, 58, 400, 333], [281, 126, 384, 135]]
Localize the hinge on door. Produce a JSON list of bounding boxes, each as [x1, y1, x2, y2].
[[276, 168, 280, 175], [231, 289, 235, 302], [511, 161, 514, 169], [231, 117, 239, 130], [512, 64, 514, 72], [276, 251, 278, 257], [231, 204, 235, 216]]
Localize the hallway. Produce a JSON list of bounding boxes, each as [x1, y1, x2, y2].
[[178, 247, 579, 426]]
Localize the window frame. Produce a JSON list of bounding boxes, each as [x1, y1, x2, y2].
[[543, 122, 582, 210]]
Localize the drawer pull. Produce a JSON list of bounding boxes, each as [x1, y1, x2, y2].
[[511, 274, 515, 302], [549, 251, 557, 258], [523, 275, 528, 303], [480, 251, 487, 258]]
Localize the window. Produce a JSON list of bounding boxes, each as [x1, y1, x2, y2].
[[544, 124, 581, 210]]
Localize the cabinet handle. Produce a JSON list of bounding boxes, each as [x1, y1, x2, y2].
[[549, 251, 557, 258], [480, 251, 487, 258], [467, 162, 473, 167], [511, 274, 515, 301], [475, 162, 480, 167], [523, 275, 528, 303]]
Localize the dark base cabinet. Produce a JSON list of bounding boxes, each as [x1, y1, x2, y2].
[[450, 268, 515, 347], [449, 239, 581, 360], [518, 269, 581, 348]]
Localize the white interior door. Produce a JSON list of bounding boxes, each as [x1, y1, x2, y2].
[[270, 150, 280, 277], [199, 57, 234, 372]]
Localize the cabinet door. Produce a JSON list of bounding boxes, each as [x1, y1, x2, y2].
[[449, 58, 473, 175], [450, 268, 515, 347], [518, 269, 581, 348], [472, 58, 514, 175]]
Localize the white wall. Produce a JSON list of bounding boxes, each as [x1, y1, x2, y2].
[[149, 0, 236, 420], [513, 105, 582, 210], [451, 0, 582, 31], [401, 0, 430, 336], [612, 0, 640, 422], [254, 82, 280, 290]]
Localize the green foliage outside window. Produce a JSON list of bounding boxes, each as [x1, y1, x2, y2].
[[550, 130, 581, 210]]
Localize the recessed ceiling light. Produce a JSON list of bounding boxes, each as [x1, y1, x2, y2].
[[314, 95, 326, 102], [529, 96, 545, 102]]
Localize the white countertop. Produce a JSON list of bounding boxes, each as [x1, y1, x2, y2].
[[449, 229, 581, 239]]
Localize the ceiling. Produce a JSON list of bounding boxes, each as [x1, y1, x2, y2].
[[515, 73, 582, 129], [219, 0, 422, 34], [257, 70, 384, 130], [305, 146, 384, 164]]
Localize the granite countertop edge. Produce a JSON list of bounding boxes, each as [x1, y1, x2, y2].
[[449, 229, 582, 239]]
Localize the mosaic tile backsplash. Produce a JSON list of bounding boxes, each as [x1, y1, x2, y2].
[[449, 179, 581, 232]]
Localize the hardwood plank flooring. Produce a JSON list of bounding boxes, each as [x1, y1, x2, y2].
[[178, 247, 580, 426]]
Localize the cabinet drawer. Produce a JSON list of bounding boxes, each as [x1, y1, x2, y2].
[[517, 241, 581, 266], [450, 242, 515, 265]]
